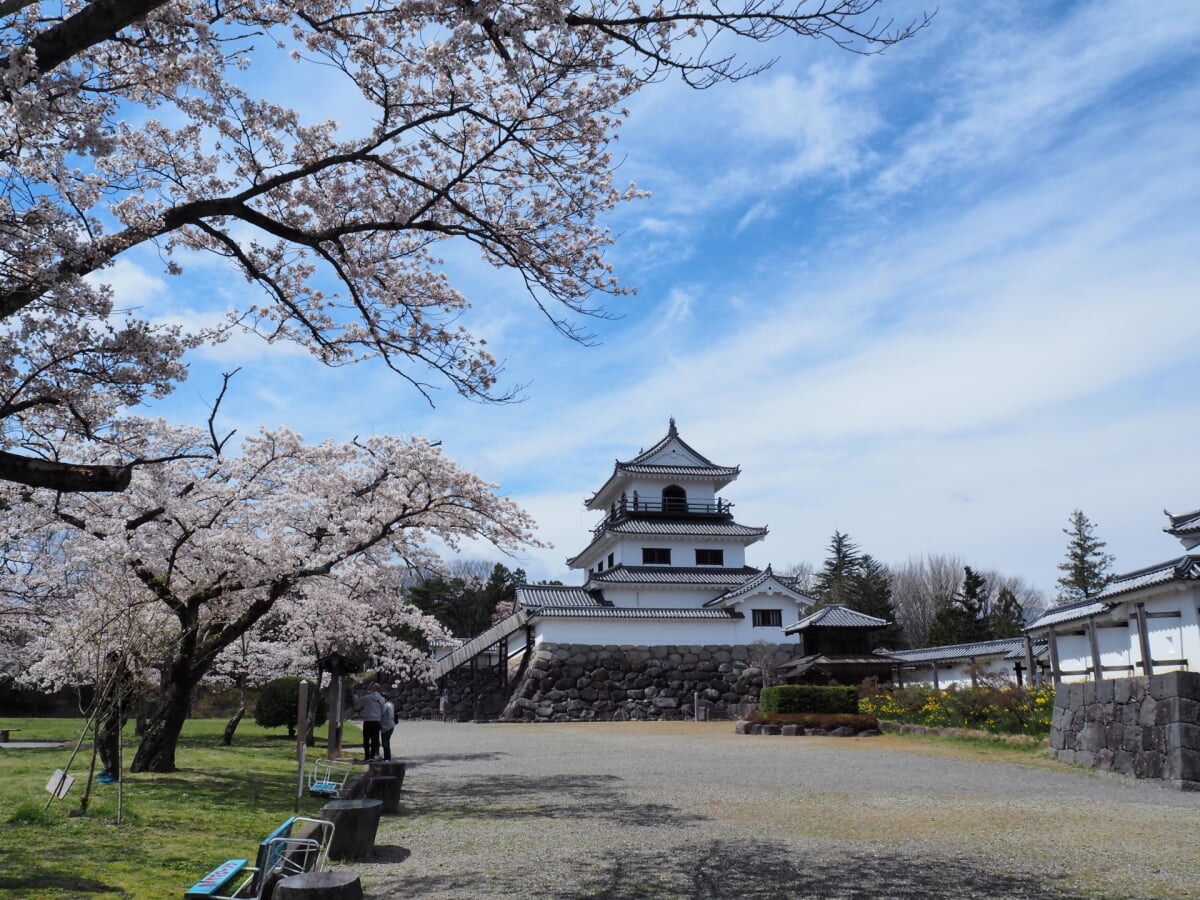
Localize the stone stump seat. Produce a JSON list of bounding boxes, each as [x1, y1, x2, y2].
[[364, 775, 401, 814], [274, 871, 364, 900], [366, 759, 407, 788], [318, 799, 382, 861]]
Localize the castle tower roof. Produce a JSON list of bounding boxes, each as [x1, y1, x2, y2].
[[586, 418, 739, 510]]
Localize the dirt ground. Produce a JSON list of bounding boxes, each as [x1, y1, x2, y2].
[[350, 721, 1200, 899]]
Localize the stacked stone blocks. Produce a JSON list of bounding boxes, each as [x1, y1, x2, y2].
[[500, 643, 796, 722], [1049, 671, 1200, 790]]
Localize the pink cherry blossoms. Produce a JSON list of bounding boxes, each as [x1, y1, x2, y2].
[[1, 0, 923, 490]]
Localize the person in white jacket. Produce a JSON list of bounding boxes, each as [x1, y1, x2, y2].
[[380, 696, 396, 760]]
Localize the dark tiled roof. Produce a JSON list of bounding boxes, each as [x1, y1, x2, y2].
[[597, 519, 766, 538], [528, 606, 742, 620], [890, 637, 1029, 664], [615, 462, 740, 479], [565, 518, 767, 568], [1025, 596, 1107, 630], [1097, 555, 1200, 599], [623, 419, 726, 469], [587, 565, 761, 587], [704, 567, 816, 608], [586, 420, 739, 507], [784, 605, 889, 633], [775, 654, 896, 676], [515, 585, 606, 609], [1164, 508, 1200, 535]]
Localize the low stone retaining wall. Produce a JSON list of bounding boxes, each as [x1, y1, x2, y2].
[[500, 642, 797, 722], [734, 719, 880, 737], [1049, 672, 1200, 790]]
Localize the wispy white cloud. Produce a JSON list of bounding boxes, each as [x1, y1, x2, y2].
[[141, 0, 1200, 596]]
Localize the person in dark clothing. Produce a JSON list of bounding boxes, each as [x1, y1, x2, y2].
[[95, 652, 131, 783], [353, 681, 386, 761]]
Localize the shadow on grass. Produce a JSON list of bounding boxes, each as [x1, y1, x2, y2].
[[409, 773, 707, 828], [0, 870, 120, 895], [137, 770, 299, 812], [372, 838, 1092, 900]]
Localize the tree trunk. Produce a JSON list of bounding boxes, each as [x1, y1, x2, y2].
[[130, 674, 196, 772], [220, 705, 245, 747]]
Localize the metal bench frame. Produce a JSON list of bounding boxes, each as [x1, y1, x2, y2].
[[185, 816, 334, 899]]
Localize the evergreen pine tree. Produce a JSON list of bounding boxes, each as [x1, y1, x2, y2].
[[1056, 510, 1115, 603], [988, 586, 1026, 639], [925, 566, 992, 646], [812, 531, 861, 609]]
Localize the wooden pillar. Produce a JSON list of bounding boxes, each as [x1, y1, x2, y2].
[[932, 664, 939, 690], [501, 636, 509, 688], [1087, 617, 1103, 681], [1013, 660, 1024, 687], [327, 674, 343, 760], [1135, 602, 1153, 677], [1047, 626, 1062, 685], [969, 658, 978, 689], [1023, 635, 1036, 688]]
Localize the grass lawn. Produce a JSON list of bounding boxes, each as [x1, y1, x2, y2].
[[0, 717, 363, 900]]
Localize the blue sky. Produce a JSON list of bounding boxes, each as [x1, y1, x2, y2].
[[124, 0, 1200, 596]]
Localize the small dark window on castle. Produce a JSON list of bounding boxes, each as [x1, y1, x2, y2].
[[695, 549, 724, 565], [608, 553, 614, 568], [752, 609, 783, 628], [642, 547, 671, 564]]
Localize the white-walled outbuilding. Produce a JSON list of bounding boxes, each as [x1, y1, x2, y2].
[[1024, 509, 1200, 683], [889, 637, 1048, 689]]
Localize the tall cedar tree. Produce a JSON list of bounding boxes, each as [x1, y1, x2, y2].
[[925, 566, 992, 647], [988, 586, 1026, 639], [812, 531, 862, 609], [812, 533, 903, 649], [1056, 510, 1115, 603]]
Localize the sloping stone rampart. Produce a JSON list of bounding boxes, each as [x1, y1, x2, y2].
[[1049, 671, 1200, 790], [500, 643, 798, 722]]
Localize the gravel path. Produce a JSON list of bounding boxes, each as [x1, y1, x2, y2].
[[352, 721, 1200, 899]]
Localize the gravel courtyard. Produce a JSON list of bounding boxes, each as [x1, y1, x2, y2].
[[354, 721, 1200, 899]]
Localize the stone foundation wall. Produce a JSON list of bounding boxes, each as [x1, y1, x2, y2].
[[387, 667, 497, 721], [1049, 671, 1200, 790], [500, 642, 798, 722]]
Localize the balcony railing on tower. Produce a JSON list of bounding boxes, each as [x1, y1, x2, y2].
[[593, 493, 733, 537]]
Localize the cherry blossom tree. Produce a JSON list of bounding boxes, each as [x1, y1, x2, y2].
[[1, 0, 925, 492], [5, 419, 539, 772]]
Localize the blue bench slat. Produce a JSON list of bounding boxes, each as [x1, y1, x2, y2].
[[185, 858, 248, 897]]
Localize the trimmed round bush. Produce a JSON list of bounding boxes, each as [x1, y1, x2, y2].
[[255, 676, 328, 737]]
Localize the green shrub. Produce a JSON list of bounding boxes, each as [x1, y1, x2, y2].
[[254, 676, 327, 736], [759, 684, 859, 715], [858, 683, 1055, 736]]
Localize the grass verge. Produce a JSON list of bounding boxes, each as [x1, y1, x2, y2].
[[0, 717, 363, 900]]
